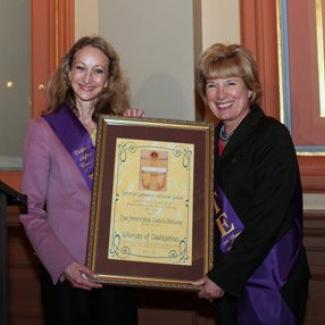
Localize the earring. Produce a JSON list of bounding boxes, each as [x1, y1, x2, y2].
[[248, 91, 255, 101]]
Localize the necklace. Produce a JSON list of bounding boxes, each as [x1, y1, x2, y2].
[[219, 125, 233, 142]]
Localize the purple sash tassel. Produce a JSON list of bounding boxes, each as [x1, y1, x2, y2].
[[43, 105, 95, 190], [215, 185, 302, 324]]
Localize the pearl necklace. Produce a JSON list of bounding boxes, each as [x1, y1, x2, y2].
[[219, 125, 233, 142]]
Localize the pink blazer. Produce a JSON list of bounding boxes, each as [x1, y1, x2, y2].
[[20, 117, 91, 284]]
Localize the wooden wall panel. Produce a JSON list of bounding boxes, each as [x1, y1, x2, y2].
[[7, 208, 43, 325], [306, 281, 325, 325], [304, 211, 325, 325]]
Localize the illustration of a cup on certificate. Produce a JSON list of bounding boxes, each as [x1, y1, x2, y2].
[[108, 138, 194, 266]]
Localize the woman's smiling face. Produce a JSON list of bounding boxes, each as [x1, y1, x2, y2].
[[205, 76, 251, 133], [68, 45, 109, 104]]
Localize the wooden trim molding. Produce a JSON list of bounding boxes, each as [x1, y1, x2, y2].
[[240, 0, 325, 192], [56, 0, 75, 68], [31, 0, 74, 118], [299, 156, 325, 192], [239, 0, 279, 119], [0, 172, 22, 192], [304, 209, 325, 281]]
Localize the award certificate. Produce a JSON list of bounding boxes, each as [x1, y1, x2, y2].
[[87, 116, 214, 290], [108, 138, 194, 266]]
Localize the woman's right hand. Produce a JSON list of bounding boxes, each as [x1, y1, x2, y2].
[[63, 261, 103, 290], [123, 108, 144, 117], [192, 276, 224, 301]]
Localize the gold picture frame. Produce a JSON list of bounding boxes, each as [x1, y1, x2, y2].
[[87, 116, 214, 291]]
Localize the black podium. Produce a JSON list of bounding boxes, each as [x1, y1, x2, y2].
[[0, 180, 27, 325]]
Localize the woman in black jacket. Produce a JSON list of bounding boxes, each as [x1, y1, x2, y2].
[[193, 43, 310, 325]]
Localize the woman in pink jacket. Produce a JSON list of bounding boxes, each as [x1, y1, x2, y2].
[[20, 36, 142, 325]]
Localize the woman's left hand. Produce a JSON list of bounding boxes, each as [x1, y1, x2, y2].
[[63, 261, 102, 291], [123, 108, 144, 117], [192, 276, 224, 301]]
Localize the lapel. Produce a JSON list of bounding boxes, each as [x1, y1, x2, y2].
[[219, 105, 265, 163]]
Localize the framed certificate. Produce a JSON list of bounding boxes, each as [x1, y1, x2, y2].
[[87, 116, 214, 290]]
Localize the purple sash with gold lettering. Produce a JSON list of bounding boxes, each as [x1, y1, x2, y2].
[[215, 185, 302, 324], [214, 186, 244, 254], [43, 105, 95, 190]]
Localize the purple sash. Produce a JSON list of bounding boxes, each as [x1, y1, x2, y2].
[[215, 185, 302, 324], [43, 105, 95, 190], [214, 186, 244, 253]]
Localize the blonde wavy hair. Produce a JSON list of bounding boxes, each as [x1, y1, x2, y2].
[[45, 35, 130, 120]]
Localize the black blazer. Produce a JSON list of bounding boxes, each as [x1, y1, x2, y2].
[[207, 105, 309, 297]]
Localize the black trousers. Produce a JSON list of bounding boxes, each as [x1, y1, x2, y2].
[[40, 267, 138, 325]]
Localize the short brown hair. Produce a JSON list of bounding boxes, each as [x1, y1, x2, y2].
[[196, 43, 262, 105]]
